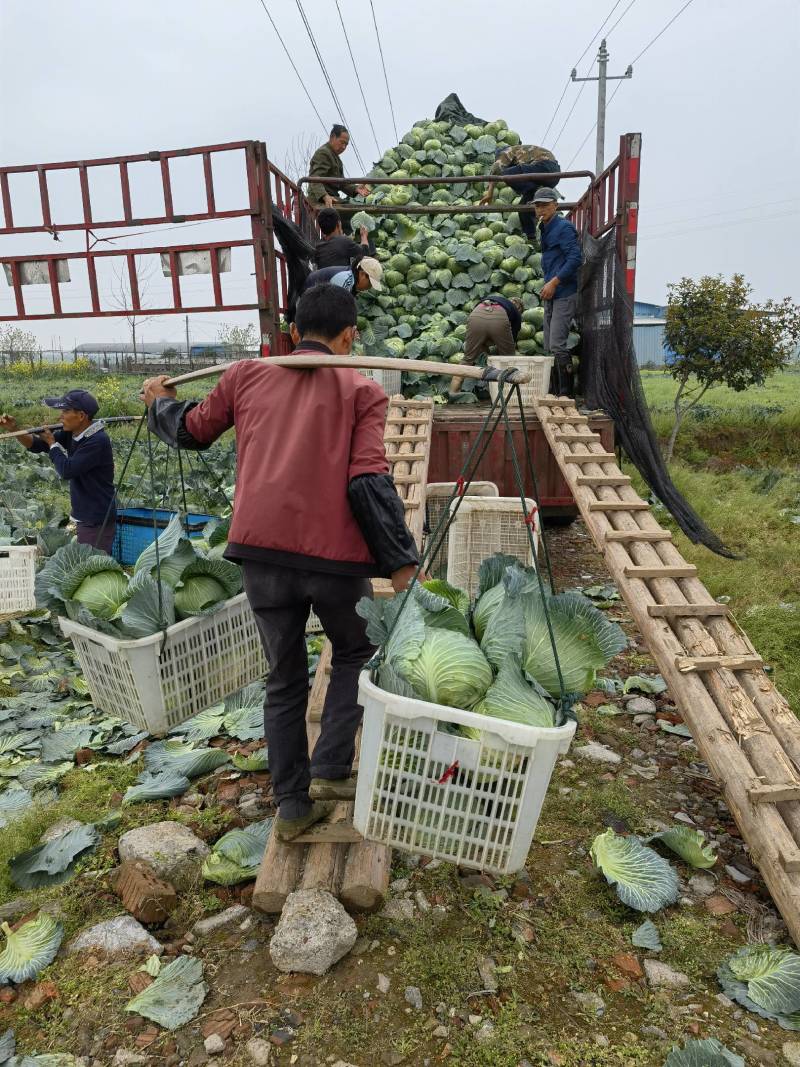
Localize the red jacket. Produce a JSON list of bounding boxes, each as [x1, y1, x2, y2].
[[184, 346, 390, 574]]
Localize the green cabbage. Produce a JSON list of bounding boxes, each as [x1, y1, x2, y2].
[[71, 568, 129, 620]]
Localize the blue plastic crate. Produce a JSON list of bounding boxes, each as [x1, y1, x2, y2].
[[113, 508, 216, 565]]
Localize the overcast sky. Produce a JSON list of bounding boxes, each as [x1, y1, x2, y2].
[[1, 0, 798, 350]]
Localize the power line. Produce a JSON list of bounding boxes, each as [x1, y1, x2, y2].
[[253, 0, 327, 135], [293, 0, 366, 172], [565, 0, 696, 169], [551, 66, 593, 152], [605, 0, 639, 39], [541, 0, 628, 142], [334, 0, 382, 158], [369, 0, 399, 144], [639, 208, 800, 242]]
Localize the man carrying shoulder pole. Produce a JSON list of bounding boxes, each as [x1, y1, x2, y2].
[[143, 285, 419, 842]]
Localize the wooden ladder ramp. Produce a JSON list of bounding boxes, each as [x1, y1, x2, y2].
[[253, 397, 434, 916], [535, 394, 800, 945]]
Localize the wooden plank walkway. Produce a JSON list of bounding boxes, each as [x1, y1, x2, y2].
[[535, 394, 800, 944], [253, 397, 434, 915]]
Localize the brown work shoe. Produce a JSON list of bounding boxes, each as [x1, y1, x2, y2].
[[274, 801, 334, 842], [309, 775, 357, 801]]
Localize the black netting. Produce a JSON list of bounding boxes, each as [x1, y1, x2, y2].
[[579, 229, 735, 558], [433, 93, 487, 127]]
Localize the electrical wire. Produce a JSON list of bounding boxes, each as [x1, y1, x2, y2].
[[253, 0, 327, 135], [551, 65, 593, 153], [605, 0, 639, 39], [565, 0, 696, 169], [293, 0, 367, 172], [334, 0, 382, 159], [369, 0, 399, 143], [638, 208, 800, 242]]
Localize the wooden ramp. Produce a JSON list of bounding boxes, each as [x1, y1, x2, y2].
[[253, 397, 434, 915], [535, 394, 800, 944]]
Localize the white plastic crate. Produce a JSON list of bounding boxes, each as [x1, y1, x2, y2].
[[58, 593, 267, 735], [487, 356, 555, 407], [354, 673, 576, 874], [0, 546, 37, 615], [424, 481, 499, 580], [306, 610, 324, 634], [446, 496, 540, 599], [360, 367, 403, 396]]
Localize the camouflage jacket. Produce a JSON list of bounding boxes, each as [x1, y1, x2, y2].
[[491, 144, 557, 175], [307, 143, 356, 203]]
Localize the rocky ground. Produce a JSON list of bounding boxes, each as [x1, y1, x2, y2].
[[2, 521, 799, 1067]]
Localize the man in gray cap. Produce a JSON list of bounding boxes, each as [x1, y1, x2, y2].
[[534, 187, 582, 396], [0, 389, 116, 552]]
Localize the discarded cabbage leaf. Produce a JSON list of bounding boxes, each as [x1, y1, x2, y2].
[[590, 829, 680, 912], [663, 1038, 744, 1067], [202, 819, 273, 885], [648, 826, 717, 869], [231, 749, 269, 772], [0, 913, 64, 983], [9, 823, 99, 889], [125, 954, 208, 1030], [143, 742, 230, 779], [718, 949, 800, 1030], [631, 918, 662, 952], [122, 771, 191, 805], [623, 674, 667, 695], [727, 944, 800, 1015]]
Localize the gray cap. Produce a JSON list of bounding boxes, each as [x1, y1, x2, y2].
[[532, 186, 558, 203]]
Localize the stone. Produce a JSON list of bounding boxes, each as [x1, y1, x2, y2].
[[475, 1021, 495, 1043], [113, 1052, 149, 1066], [705, 894, 738, 916], [269, 1030, 295, 1047], [377, 973, 391, 994], [112, 861, 177, 924], [405, 986, 423, 1010], [782, 1041, 800, 1066], [389, 878, 410, 892], [626, 696, 657, 715], [414, 890, 431, 913], [612, 953, 643, 979], [69, 916, 162, 958], [23, 981, 59, 1011], [641, 1025, 667, 1040], [673, 812, 696, 826], [571, 991, 605, 1017], [724, 864, 752, 885], [239, 795, 271, 820], [41, 817, 84, 844], [245, 1038, 273, 1066], [633, 714, 656, 729], [193, 905, 250, 936], [477, 957, 498, 991], [118, 822, 210, 890], [0, 896, 32, 922], [688, 874, 716, 897], [380, 898, 415, 921], [643, 960, 690, 989], [204, 1033, 225, 1055], [269, 889, 357, 976], [574, 741, 621, 765]]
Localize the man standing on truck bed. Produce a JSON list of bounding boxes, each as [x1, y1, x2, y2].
[[479, 144, 561, 239], [308, 125, 370, 210], [448, 294, 523, 398], [0, 389, 116, 553], [533, 187, 582, 397], [142, 284, 419, 843], [313, 207, 375, 269]]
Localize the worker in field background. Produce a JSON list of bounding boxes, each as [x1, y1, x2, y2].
[[308, 124, 371, 211], [479, 144, 561, 239], [533, 187, 582, 397], [303, 252, 384, 296], [448, 294, 524, 398], [142, 284, 420, 843], [313, 207, 375, 269], [0, 389, 116, 553]]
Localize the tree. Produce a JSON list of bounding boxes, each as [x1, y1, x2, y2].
[[217, 323, 257, 358], [0, 326, 39, 367], [283, 132, 321, 185], [662, 274, 800, 463], [110, 260, 157, 359]]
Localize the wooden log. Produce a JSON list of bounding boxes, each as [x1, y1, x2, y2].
[[648, 604, 729, 618], [604, 529, 673, 542], [252, 833, 306, 914], [624, 565, 698, 579], [748, 783, 800, 804], [340, 839, 391, 913], [576, 475, 632, 486], [562, 452, 617, 464], [299, 803, 351, 892], [589, 500, 650, 511], [676, 655, 763, 673]]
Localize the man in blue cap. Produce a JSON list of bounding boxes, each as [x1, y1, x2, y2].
[[533, 186, 582, 396], [0, 389, 116, 553]]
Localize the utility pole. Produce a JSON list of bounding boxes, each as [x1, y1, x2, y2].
[[571, 39, 632, 175], [185, 314, 193, 370]]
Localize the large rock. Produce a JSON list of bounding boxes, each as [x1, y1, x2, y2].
[[574, 741, 621, 765], [193, 904, 249, 937], [118, 821, 209, 889], [270, 889, 357, 975], [643, 960, 690, 989], [69, 915, 162, 958]]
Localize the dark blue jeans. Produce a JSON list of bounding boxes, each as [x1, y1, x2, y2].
[[501, 160, 561, 238]]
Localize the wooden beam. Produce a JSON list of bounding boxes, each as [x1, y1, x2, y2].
[[562, 452, 617, 464], [624, 565, 698, 579], [576, 475, 632, 486], [781, 850, 800, 874], [292, 822, 364, 844], [647, 603, 729, 618], [748, 783, 800, 804], [544, 414, 589, 424], [384, 433, 428, 444], [676, 655, 763, 673], [605, 529, 673, 542], [553, 432, 601, 443], [588, 500, 650, 511]]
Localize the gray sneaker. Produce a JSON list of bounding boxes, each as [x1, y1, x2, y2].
[[274, 801, 334, 842], [309, 775, 357, 801]]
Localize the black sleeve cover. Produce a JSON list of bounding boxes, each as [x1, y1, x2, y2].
[[147, 398, 210, 451], [348, 473, 419, 577]]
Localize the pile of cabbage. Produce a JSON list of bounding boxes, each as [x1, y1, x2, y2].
[[358, 554, 626, 730], [35, 514, 240, 638], [349, 113, 577, 398]]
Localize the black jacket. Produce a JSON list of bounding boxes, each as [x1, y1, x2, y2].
[[313, 234, 375, 270]]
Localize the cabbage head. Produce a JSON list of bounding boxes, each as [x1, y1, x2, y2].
[[174, 558, 242, 619], [71, 566, 129, 620], [350, 211, 377, 233]]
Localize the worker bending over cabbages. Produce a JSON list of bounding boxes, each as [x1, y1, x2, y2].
[[143, 285, 419, 841]]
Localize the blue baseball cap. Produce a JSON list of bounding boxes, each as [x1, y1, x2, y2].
[[43, 389, 99, 417]]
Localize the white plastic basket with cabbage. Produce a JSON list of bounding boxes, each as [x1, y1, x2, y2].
[[353, 555, 626, 872]]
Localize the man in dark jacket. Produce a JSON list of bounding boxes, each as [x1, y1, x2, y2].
[[0, 389, 116, 552], [308, 125, 370, 208], [479, 144, 561, 239], [534, 187, 582, 396], [143, 285, 419, 842], [448, 294, 523, 396], [313, 207, 374, 269], [303, 255, 383, 296]]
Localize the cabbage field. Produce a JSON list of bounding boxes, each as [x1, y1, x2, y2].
[[349, 113, 577, 398]]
